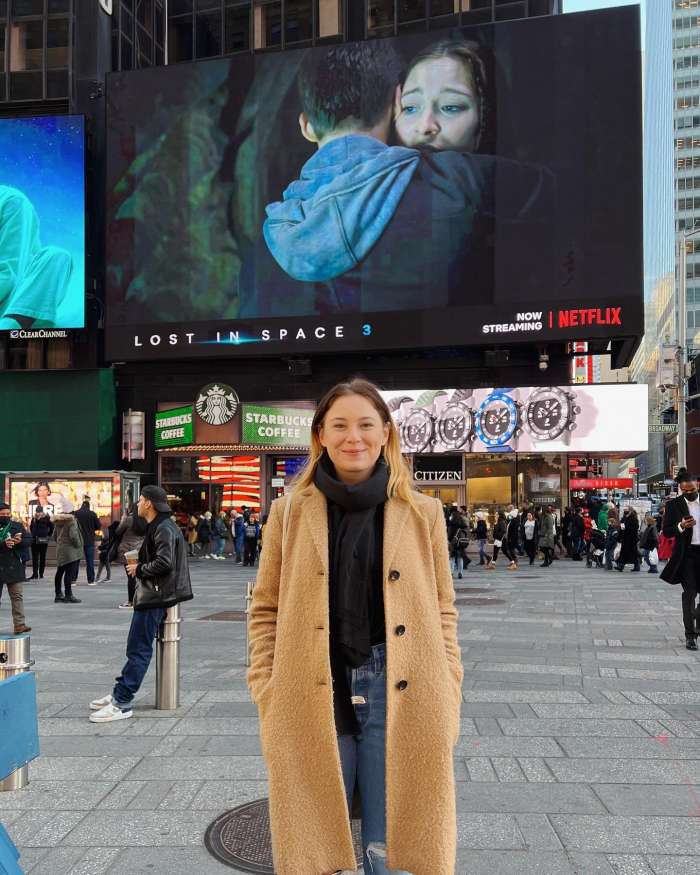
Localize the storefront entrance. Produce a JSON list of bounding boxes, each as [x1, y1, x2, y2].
[[416, 486, 462, 507]]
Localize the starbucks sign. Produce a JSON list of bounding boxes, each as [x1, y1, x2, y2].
[[155, 405, 193, 448], [195, 383, 239, 426], [242, 404, 313, 447]]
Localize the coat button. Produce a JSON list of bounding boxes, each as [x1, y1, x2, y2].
[[395, 625, 406, 636], [396, 680, 408, 691], [389, 570, 400, 581]]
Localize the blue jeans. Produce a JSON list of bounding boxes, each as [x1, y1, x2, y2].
[[83, 542, 95, 582], [212, 536, 225, 556], [451, 554, 463, 575], [113, 607, 166, 709], [337, 643, 411, 875], [478, 539, 488, 562]]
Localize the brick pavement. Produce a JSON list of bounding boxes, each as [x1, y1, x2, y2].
[[1, 555, 699, 874]]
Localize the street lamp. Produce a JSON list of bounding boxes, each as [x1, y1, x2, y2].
[[678, 226, 700, 468]]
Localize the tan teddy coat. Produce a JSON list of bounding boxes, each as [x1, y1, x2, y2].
[[247, 485, 463, 875]]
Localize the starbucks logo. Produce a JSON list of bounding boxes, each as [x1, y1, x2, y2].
[[196, 383, 239, 426]]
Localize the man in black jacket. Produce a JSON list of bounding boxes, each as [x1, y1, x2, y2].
[[0, 503, 30, 633], [89, 486, 193, 722], [660, 468, 700, 650], [74, 500, 101, 585]]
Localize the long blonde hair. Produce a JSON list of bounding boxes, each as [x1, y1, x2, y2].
[[294, 378, 415, 505]]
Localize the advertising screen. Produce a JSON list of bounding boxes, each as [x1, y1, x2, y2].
[[0, 115, 85, 332], [9, 478, 114, 522], [381, 384, 648, 455], [105, 6, 642, 360]]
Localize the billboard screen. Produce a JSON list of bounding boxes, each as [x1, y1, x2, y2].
[[0, 116, 85, 332], [9, 478, 114, 522], [105, 6, 642, 360], [381, 384, 648, 455]]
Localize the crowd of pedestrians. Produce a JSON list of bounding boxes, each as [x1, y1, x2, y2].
[[185, 506, 265, 565], [443, 499, 664, 578]]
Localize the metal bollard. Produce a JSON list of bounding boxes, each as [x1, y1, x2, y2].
[[155, 604, 181, 710], [0, 634, 35, 791], [245, 581, 255, 667]]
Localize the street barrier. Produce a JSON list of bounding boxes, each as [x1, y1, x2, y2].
[[0, 634, 38, 792], [155, 604, 181, 710]]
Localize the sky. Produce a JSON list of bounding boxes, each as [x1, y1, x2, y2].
[[563, 0, 639, 11]]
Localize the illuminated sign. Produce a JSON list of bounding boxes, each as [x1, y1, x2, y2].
[[155, 406, 194, 448]]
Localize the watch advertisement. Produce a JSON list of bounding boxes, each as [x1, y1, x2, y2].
[[104, 6, 642, 361], [381, 384, 648, 454]]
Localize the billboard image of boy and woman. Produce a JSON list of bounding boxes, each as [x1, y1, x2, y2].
[[106, 6, 642, 359]]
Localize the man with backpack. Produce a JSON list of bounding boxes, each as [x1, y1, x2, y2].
[[450, 523, 471, 579], [243, 513, 261, 567]]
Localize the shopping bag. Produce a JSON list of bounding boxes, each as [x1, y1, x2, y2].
[[493, 539, 502, 548], [648, 548, 659, 567], [613, 543, 622, 561]]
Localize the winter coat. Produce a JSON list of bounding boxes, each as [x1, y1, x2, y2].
[[234, 516, 245, 547], [0, 519, 27, 584], [196, 517, 212, 542], [74, 505, 101, 545], [661, 495, 692, 584], [30, 515, 54, 542], [450, 526, 470, 558], [493, 519, 507, 542], [506, 516, 520, 549], [597, 508, 610, 532], [570, 514, 585, 539], [538, 512, 555, 549], [114, 514, 145, 563], [639, 523, 659, 550], [248, 486, 463, 875], [133, 516, 194, 611], [475, 519, 488, 541], [618, 515, 640, 564], [53, 513, 84, 565]]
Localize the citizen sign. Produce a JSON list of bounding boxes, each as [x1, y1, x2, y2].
[[414, 470, 461, 481]]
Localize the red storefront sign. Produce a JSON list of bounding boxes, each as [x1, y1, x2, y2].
[[569, 478, 634, 490]]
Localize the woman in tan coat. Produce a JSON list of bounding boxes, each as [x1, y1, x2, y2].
[[248, 379, 463, 875]]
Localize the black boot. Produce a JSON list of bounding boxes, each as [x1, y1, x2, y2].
[[687, 637, 698, 651], [64, 583, 81, 604]]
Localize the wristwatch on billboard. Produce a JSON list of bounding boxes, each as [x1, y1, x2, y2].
[[435, 399, 475, 450], [401, 406, 435, 453], [475, 389, 523, 450], [524, 386, 581, 445]]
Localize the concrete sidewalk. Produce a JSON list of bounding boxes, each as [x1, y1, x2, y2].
[[1, 556, 699, 874]]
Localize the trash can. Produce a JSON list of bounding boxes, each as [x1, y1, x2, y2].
[[0, 634, 35, 791]]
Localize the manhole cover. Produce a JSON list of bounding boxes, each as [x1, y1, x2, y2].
[[204, 798, 363, 872], [197, 611, 247, 621], [456, 597, 506, 605]]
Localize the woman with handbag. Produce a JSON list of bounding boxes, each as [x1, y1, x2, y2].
[[248, 378, 463, 875], [114, 510, 147, 609], [29, 508, 54, 579], [486, 511, 508, 570]]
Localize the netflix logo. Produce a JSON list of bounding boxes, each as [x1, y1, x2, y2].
[[549, 307, 622, 329]]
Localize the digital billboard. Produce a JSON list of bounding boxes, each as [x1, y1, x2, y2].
[[105, 6, 642, 360], [381, 385, 649, 455], [0, 115, 85, 331]]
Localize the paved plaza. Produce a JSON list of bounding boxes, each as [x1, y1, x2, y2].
[[1, 556, 700, 874]]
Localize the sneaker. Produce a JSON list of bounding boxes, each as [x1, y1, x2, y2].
[[507, 563, 518, 571], [65, 596, 82, 603], [54, 596, 65, 603], [87, 581, 98, 587], [90, 693, 114, 711], [89, 702, 133, 723], [118, 602, 133, 609]]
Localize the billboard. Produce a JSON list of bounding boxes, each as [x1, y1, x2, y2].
[[381, 384, 648, 454], [9, 478, 114, 522], [0, 116, 85, 331], [105, 6, 642, 360]]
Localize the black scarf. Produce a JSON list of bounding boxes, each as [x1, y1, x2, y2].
[[314, 451, 389, 668]]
